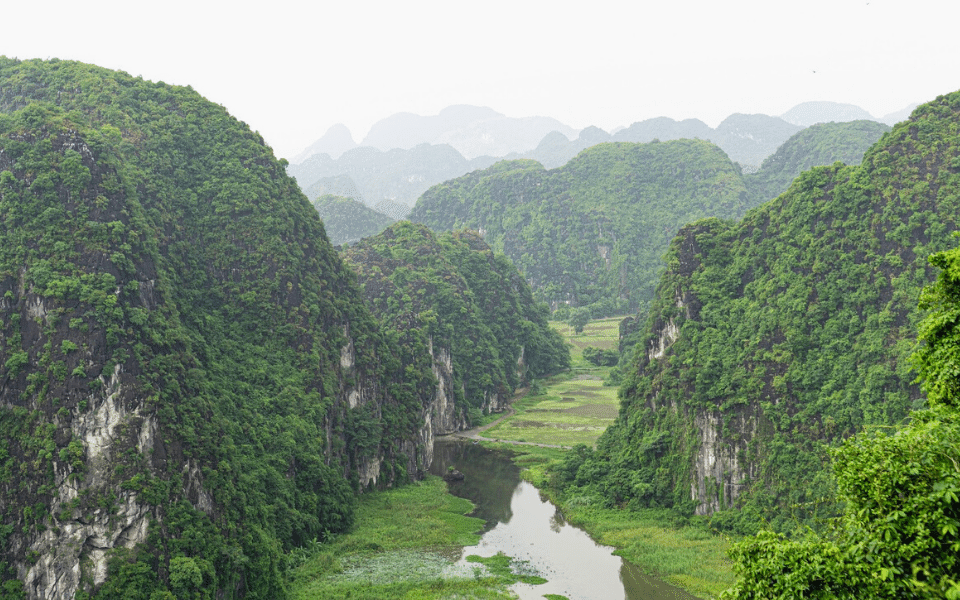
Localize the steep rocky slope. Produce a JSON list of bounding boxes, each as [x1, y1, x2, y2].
[[342, 222, 569, 423], [575, 92, 960, 531], [0, 58, 440, 599]]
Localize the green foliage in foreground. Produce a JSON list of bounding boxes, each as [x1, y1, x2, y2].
[[571, 92, 960, 532], [312, 194, 395, 246], [722, 242, 960, 599]]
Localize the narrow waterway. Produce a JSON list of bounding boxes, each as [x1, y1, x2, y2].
[[430, 438, 702, 600]]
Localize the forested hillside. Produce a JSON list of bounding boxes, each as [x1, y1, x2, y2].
[[410, 140, 752, 314], [724, 239, 960, 599], [342, 222, 569, 425], [0, 58, 442, 600], [558, 92, 960, 532], [744, 120, 890, 206], [312, 194, 395, 245]]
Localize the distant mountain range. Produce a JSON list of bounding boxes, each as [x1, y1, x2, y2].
[[781, 100, 917, 127], [294, 105, 577, 163], [289, 101, 918, 214]]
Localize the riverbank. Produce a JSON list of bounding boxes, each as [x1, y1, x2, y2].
[[474, 317, 737, 598], [479, 441, 736, 598], [288, 476, 526, 600], [289, 316, 736, 599]]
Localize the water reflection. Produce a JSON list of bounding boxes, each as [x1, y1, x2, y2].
[[431, 438, 701, 600], [430, 438, 522, 531]]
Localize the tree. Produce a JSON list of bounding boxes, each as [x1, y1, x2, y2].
[[568, 307, 590, 334], [912, 234, 960, 408], [722, 241, 960, 599]]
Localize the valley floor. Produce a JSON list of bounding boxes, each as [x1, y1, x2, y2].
[[288, 317, 735, 600], [482, 317, 736, 598]]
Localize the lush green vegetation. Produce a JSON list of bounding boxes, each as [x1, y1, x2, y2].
[[409, 141, 752, 315], [744, 120, 890, 206], [558, 92, 960, 535], [311, 194, 394, 246], [721, 240, 960, 598], [0, 58, 433, 599], [288, 476, 531, 600], [410, 121, 900, 319], [342, 222, 569, 423], [478, 317, 734, 598]]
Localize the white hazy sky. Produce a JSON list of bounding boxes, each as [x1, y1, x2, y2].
[[2, 0, 957, 160]]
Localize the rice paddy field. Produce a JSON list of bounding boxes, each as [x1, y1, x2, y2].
[[482, 317, 623, 447]]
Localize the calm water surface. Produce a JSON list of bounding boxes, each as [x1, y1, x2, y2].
[[430, 439, 701, 600]]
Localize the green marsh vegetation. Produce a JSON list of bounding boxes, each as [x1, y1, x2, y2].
[[287, 476, 542, 600]]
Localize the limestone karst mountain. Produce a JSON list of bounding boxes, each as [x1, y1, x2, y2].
[[567, 93, 959, 531], [312, 194, 395, 246], [288, 142, 496, 208], [0, 57, 501, 600], [341, 222, 569, 424], [291, 122, 357, 162], [744, 119, 891, 206], [409, 139, 753, 314], [780, 100, 876, 126], [523, 115, 803, 170], [360, 104, 577, 159]]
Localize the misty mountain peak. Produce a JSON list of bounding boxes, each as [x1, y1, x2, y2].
[[292, 122, 357, 162], [780, 101, 875, 126]]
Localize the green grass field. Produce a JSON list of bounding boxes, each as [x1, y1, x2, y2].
[[484, 317, 622, 446]]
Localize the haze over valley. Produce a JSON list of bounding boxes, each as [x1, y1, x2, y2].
[[2, 1, 960, 598]]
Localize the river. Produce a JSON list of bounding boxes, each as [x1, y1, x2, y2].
[[430, 438, 702, 600]]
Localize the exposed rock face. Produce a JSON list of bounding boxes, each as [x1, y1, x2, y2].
[[0, 59, 443, 599], [647, 291, 686, 363], [428, 339, 466, 436], [690, 409, 759, 515], [18, 370, 158, 598], [0, 131, 173, 599], [637, 220, 763, 513]]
